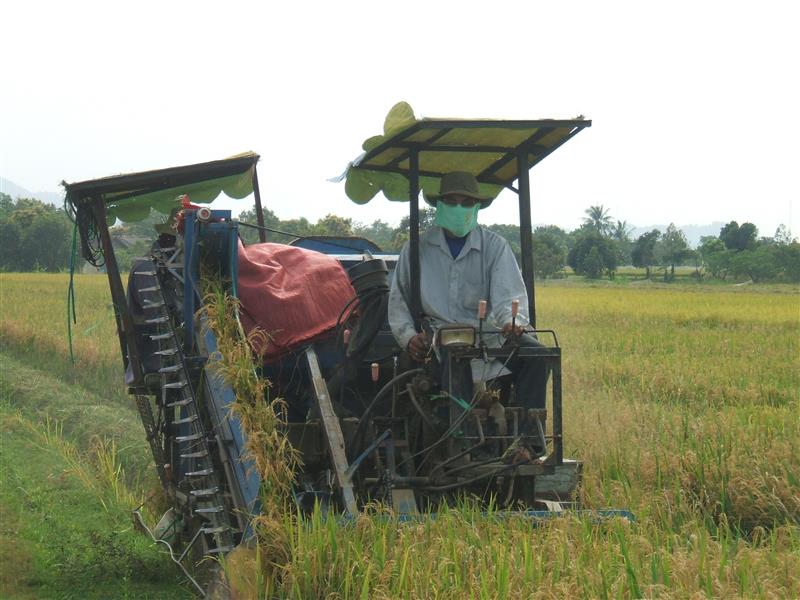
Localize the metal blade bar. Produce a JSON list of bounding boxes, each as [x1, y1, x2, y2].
[[173, 414, 198, 425], [143, 300, 166, 308], [163, 381, 188, 390], [167, 398, 192, 407], [181, 451, 209, 459], [200, 526, 228, 535], [186, 468, 215, 477], [146, 317, 170, 325]]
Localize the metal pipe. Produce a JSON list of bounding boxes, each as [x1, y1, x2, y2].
[[516, 149, 536, 327], [408, 150, 422, 330], [91, 197, 143, 385], [552, 358, 563, 464], [364, 476, 431, 486], [344, 429, 390, 480], [422, 462, 524, 492], [252, 166, 266, 242], [352, 369, 425, 451], [429, 414, 486, 477]]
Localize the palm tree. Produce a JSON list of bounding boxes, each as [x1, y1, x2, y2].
[[583, 205, 614, 236], [612, 220, 633, 242]]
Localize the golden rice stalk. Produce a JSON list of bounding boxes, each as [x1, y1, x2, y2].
[[201, 280, 300, 573]]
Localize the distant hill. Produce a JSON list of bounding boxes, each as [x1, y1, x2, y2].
[[0, 177, 63, 207]]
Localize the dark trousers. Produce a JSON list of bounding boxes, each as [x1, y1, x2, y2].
[[439, 334, 550, 410], [505, 334, 550, 410]]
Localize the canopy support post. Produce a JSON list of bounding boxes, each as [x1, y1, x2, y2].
[[409, 150, 422, 331], [516, 150, 536, 327], [91, 197, 143, 385], [252, 166, 266, 243]]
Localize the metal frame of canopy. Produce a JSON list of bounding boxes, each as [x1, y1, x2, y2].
[[346, 117, 592, 330], [63, 153, 268, 388]]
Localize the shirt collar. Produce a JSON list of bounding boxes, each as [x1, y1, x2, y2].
[[428, 226, 483, 258]]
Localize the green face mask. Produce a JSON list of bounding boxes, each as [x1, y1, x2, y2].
[[435, 202, 479, 238]]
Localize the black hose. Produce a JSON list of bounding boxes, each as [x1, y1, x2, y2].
[[347, 292, 389, 358], [350, 368, 424, 458], [405, 383, 438, 431], [333, 286, 387, 349], [401, 347, 521, 471], [421, 461, 527, 492], [326, 285, 389, 402]]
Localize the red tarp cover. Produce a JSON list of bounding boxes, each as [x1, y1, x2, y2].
[[237, 241, 354, 360]]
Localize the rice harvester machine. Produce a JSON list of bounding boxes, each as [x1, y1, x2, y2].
[[64, 106, 628, 579]]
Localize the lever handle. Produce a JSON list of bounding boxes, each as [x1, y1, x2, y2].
[[343, 329, 351, 345], [511, 299, 519, 319], [371, 362, 380, 383], [478, 299, 487, 320]]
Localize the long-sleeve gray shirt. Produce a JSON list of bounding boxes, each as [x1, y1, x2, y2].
[[389, 226, 530, 365]]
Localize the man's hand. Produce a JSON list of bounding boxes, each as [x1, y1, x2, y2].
[[502, 323, 524, 338], [407, 332, 430, 361]]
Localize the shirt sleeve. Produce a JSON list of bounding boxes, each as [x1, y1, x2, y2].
[[488, 237, 530, 328], [388, 242, 418, 349]]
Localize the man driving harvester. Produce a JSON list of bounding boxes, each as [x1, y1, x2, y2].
[[388, 171, 550, 417]]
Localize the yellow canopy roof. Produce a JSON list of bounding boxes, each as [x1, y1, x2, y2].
[[342, 103, 590, 204]]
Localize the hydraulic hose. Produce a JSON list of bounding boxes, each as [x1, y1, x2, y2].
[[350, 368, 424, 458], [421, 461, 527, 492]]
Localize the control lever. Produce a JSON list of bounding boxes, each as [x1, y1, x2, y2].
[[511, 298, 520, 338], [477, 299, 487, 347], [371, 362, 380, 383]]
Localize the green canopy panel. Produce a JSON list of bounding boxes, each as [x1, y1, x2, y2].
[[63, 152, 259, 224], [106, 170, 253, 223], [342, 102, 590, 205]]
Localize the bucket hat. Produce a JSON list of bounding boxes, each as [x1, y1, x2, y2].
[[423, 171, 493, 208]]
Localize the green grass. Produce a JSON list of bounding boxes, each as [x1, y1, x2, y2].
[[0, 353, 152, 475], [0, 352, 191, 599], [0, 416, 187, 599]]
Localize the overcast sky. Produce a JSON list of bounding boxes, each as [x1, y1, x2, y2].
[[1, 1, 797, 236]]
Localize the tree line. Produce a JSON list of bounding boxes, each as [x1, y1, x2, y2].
[[0, 194, 72, 271], [1, 193, 797, 283], [238, 205, 798, 283]]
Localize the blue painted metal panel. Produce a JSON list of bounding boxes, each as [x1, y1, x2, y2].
[[202, 321, 262, 537], [182, 211, 200, 351], [291, 237, 383, 255], [183, 210, 239, 350]]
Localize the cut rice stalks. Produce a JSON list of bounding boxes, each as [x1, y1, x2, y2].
[[202, 281, 300, 571]]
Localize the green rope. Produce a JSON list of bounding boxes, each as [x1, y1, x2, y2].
[[67, 219, 78, 363]]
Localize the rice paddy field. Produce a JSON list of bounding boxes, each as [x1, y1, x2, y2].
[[1, 272, 798, 598]]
